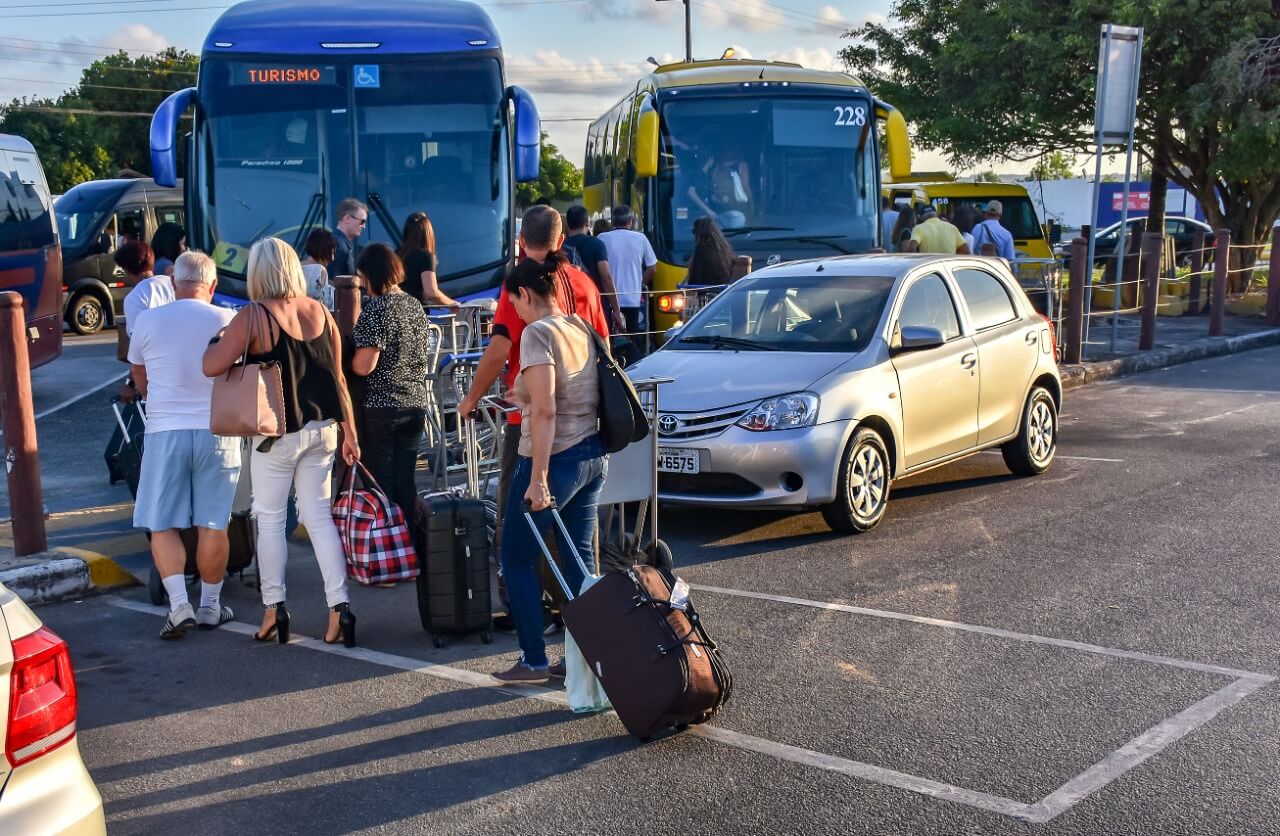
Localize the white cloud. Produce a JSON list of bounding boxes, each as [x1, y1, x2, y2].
[[506, 50, 648, 98], [766, 46, 838, 69], [97, 24, 171, 56], [0, 25, 174, 104], [579, 0, 672, 23]]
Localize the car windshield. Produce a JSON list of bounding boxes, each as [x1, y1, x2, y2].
[[653, 94, 879, 265], [55, 184, 123, 256], [670, 272, 894, 353]]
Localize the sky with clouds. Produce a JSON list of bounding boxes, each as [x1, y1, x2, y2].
[[0, 0, 975, 171]]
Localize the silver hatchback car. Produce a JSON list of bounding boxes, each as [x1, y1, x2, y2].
[[631, 254, 1062, 533]]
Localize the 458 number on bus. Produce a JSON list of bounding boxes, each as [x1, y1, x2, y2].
[[833, 106, 867, 126]]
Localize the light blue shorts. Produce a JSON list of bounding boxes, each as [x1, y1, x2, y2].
[[133, 430, 242, 532]]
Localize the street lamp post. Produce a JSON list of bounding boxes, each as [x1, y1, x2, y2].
[[656, 0, 692, 62]]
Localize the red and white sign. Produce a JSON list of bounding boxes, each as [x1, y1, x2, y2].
[[1112, 191, 1150, 211]]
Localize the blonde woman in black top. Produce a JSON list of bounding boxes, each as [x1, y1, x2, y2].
[[203, 237, 360, 647]]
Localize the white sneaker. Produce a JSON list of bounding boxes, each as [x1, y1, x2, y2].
[[196, 604, 234, 630], [160, 603, 197, 640]]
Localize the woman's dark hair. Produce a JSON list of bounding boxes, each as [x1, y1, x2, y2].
[[891, 206, 916, 249], [357, 242, 404, 295], [150, 222, 185, 263], [397, 211, 437, 264], [952, 203, 976, 235], [687, 216, 735, 285], [503, 251, 568, 300], [304, 228, 337, 264], [591, 218, 611, 237], [114, 240, 154, 276]]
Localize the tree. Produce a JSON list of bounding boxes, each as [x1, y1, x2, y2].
[[0, 48, 197, 193], [973, 170, 1001, 183], [841, 1, 1280, 246], [1030, 151, 1075, 181], [516, 134, 583, 208]]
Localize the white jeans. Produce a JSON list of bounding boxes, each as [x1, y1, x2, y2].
[[251, 421, 348, 608]]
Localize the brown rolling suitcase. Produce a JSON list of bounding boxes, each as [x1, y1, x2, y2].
[[525, 503, 732, 740]]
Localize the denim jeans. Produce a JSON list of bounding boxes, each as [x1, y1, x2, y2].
[[362, 407, 426, 521], [500, 435, 607, 667]]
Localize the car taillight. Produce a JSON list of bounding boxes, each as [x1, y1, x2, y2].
[[655, 293, 686, 314], [1039, 314, 1059, 363], [6, 626, 77, 767]]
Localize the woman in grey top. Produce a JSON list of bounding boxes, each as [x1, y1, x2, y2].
[[491, 254, 606, 684]]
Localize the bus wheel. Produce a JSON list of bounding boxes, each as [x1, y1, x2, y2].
[[68, 292, 106, 335]]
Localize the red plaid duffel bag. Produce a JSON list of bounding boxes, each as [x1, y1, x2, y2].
[[333, 462, 419, 585]]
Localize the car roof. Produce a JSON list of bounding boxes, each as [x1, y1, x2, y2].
[[0, 133, 37, 154], [749, 253, 1001, 280]]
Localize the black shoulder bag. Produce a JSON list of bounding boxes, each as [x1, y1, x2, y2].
[[571, 317, 648, 454]]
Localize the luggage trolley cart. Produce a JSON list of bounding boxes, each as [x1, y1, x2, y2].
[[597, 377, 676, 573]]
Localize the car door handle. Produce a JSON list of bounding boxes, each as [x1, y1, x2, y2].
[[961, 353, 977, 369]]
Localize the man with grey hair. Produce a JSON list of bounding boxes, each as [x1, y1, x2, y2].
[[332, 197, 368, 278], [128, 251, 241, 639]]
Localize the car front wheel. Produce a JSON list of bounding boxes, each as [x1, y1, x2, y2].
[[821, 426, 891, 534], [1002, 387, 1057, 476], [67, 291, 106, 335]]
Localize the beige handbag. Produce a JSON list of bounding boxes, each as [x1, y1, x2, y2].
[[210, 303, 286, 438]]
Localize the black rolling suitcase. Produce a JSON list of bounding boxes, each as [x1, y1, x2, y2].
[[414, 417, 493, 647], [109, 396, 147, 489], [527, 502, 732, 740]]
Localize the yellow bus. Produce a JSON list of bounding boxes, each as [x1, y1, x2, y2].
[[584, 57, 911, 333]]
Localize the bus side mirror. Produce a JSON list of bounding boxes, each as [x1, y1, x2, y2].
[[150, 87, 197, 189], [634, 104, 659, 179], [874, 101, 912, 183], [509, 86, 541, 184]]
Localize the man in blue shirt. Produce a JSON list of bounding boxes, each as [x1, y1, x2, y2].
[[971, 199, 1016, 263]]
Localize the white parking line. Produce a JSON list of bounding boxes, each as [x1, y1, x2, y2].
[[979, 450, 1125, 463], [34, 372, 127, 421], [106, 595, 1273, 825]]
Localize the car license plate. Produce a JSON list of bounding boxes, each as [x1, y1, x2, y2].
[[657, 448, 700, 474]]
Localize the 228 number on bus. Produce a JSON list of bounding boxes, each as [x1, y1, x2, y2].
[[833, 106, 867, 127]]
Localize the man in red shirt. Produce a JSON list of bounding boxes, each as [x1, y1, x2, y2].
[[458, 206, 608, 653]]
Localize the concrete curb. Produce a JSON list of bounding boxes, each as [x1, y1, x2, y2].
[[0, 547, 138, 606], [1060, 328, 1280, 391]]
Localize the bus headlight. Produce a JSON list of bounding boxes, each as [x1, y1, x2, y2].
[[656, 293, 686, 314]]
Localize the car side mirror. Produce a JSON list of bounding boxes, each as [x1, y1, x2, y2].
[[893, 325, 945, 354]]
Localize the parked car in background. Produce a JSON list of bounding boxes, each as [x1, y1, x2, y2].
[[0, 581, 106, 834], [1056, 216, 1214, 270], [55, 178, 184, 334], [633, 254, 1061, 533]]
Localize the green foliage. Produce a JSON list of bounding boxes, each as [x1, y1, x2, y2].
[[0, 48, 197, 193], [973, 169, 1001, 183], [516, 134, 584, 208], [1030, 151, 1075, 181], [841, 0, 1280, 243]]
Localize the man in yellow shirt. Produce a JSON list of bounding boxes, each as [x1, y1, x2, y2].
[[910, 205, 972, 254]]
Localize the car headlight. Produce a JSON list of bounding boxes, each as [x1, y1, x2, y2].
[[737, 392, 820, 432]]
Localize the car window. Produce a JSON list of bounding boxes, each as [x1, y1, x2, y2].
[[898, 273, 961, 341], [156, 206, 184, 227], [114, 207, 147, 250], [953, 268, 1018, 330], [0, 150, 55, 250]]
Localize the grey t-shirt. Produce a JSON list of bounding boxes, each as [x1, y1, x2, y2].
[[514, 315, 599, 457]]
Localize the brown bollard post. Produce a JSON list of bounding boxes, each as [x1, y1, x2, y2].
[[0, 292, 48, 556], [1063, 238, 1087, 364], [1210, 229, 1230, 337], [1267, 223, 1280, 327], [1187, 229, 1206, 315], [1139, 232, 1162, 350]]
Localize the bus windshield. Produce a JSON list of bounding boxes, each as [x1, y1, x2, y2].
[[655, 94, 879, 264], [199, 56, 510, 283]]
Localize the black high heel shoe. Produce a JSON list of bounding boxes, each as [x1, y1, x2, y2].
[[254, 602, 290, 644], [325, 602, 356, 648]]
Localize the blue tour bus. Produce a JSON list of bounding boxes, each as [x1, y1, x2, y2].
[[149, 0, 541, 303], [0, 133, 62, 368]]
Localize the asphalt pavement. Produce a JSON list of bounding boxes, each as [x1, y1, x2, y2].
[[23, 335, 1280, 834]]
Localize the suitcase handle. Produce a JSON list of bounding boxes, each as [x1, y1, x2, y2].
[[521, 499, 595, 601]]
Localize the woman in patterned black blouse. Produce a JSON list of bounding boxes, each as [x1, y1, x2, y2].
[[351, 243, 431, 517]]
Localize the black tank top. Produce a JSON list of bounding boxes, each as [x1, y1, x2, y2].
[[246, 305, 343, 433]]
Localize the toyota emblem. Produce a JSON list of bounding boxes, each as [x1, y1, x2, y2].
[[766, 254, 782, 266], [657, 414, 680, 436]]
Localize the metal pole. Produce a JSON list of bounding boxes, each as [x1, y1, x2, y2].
[[1210, 229, 1230, 337], [1187, 228, 1205, 315], [1083, 24, 1114, 354], [0, 292, 48, 556], [1267, 222, 1280, 327], [1110, 27, 1144, 353], [1064, 238, 1087, 364], [684, 0, 692, 62], [1139, 232, 1161, 350]]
